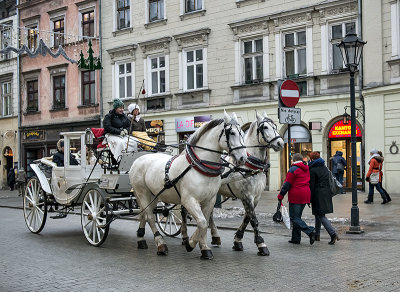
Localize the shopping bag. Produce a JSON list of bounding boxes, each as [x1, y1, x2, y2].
[[281, 204, 291, 229], [370, 172, 379, 185]]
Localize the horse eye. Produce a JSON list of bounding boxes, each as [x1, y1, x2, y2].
[[230, 132, 235, 136]]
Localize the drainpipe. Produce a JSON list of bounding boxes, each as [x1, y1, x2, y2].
[[17, 0, 22, 169], [358, 0, 365, 191], [99, 0, 103, 127]]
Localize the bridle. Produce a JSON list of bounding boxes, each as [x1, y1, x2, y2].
[[218, 122, 246, 154], [256, 117, 282, 148]]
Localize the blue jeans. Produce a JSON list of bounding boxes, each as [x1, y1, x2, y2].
[[334, 172, 344, 186], [289, 203, 314, 242], [368, 182, 387, 202], [315, 215, 336, 237]]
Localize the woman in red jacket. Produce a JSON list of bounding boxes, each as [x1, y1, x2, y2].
[[365, 148, 391, 204], [278, 153, 316, 245]]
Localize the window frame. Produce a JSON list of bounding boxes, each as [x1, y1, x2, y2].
[[27, 25, 39, 51], [329, 21, 357, 72], [185, 0, 203, 13], [81, 70, 96, 105], [0, 26, 12, 59], [52, 74, 66, 109], [283, 30, 307, 78], [82, 10, 95, 37], [148, 55, 169, 96], [53, 18, 65, 47], [148, 0, 165, 22], [1, 81, 12, 117], [115, 61, 134, 100], [116, 0, 131, 30], [182, 47, 207, 91], [242, 38, 264, 84], [26, 79, 39, 112]]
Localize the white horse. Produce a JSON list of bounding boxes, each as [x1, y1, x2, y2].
[[181, 112, 284, 256], [129, 112, 247, 259]]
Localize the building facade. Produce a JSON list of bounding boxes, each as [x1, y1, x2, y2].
[[101, 0, 368, 192], [18, 0, 101, 177], [0, 0, 18, 189]]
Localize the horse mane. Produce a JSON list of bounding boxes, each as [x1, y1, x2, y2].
[[187, 119, 224, 145]]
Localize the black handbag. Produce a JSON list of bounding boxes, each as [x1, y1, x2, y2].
[[273, 201, 283, 222]]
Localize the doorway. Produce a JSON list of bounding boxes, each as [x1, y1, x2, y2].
[[329, 139, 362, 189]]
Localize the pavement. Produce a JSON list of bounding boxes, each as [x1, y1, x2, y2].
[[1, 188, 399, 241]]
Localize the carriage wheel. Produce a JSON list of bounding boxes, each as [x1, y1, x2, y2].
[[81, 189, 110, 246], [156, 202, 182, 237], [23, 177, 47, 234]]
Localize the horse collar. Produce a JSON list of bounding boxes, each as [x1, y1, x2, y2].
[[185, 145, 225, 177], [245, 152, 270, 172]]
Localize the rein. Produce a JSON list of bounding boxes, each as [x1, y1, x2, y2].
[[256, 117, 282, 148]]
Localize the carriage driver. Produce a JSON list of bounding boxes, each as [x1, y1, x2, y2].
[[127, 103, 156, 150], [103, 98, 138, 160]]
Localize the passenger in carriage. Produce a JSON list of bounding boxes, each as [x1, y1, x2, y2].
[[103, 98, 138, 160], [53, 139, 79, 167], [127, 103, 157, 150]]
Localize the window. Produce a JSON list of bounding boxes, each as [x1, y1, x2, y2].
[[149, 0, 164, 22], [0, 27, 11, 59], [117, 0, 130, 29], [27, 80, 38, 112], [82, 71, 95, 105], [1, 81, 11, 116], [27, 26, 38, 51], [243, 39, 263, 84], [53, 19, 64, 47], [184, 49, 205, 90], [53, 75, 65, 109], [331, 22, 356, 70], [116, 62, 133, 99], [185, 0, 202, 13], [82, 11, 94, 37], [150, 56, 166, 95], [284, 31, 307, 77]]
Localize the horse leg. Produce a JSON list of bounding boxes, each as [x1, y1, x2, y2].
[[242, 197, 269, 256], [182, 198, 213, 259], [209, 210, 221, 246], [180, 206, 189, 245], [232, 213, 250, 251], [198, 200, 216, 259], [136, 213, 148, 249]]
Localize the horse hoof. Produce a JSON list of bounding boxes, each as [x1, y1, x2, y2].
[[182, 237, 189, 246], [184, 239, 194, 252], [157, 244, 168, 256], [232, 241, 243, 251], [211, 236, 221, 246], [137, 240, 148, 249], [200, 250, 214, 260], [257, 246, 270, 256]]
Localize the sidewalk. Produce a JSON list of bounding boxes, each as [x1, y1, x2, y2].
[[2, 188, 399, 241]]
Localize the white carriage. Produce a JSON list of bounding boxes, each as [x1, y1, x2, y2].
[[23, 129, 182, 246]]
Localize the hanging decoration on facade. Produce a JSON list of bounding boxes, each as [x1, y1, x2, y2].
[[390, 141, 399, 154], [77, 40, 102, 70], [0, 39, 77, 63]]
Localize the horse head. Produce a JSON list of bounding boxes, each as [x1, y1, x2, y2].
[[255, 112, 284, 151], [222, 111, 246, 166]]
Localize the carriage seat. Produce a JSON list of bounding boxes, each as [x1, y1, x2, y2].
[[90, 128, 106, 149]]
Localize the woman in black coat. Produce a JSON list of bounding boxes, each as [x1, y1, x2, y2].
[[309, 152, 339, 245], [7, 167, 16, 191]]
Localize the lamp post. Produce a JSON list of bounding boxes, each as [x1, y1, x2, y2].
[[337, 34, 366, 233]]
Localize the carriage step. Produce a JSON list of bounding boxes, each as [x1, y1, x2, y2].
[[107, 197, 134, 202], [50, 213, 67, 219]]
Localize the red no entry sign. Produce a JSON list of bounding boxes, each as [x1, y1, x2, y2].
[[280, 80, 300, 107]]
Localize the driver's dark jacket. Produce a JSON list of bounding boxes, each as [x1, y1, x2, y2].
[[53, 151, 79, 167], [103, 110, 131, 135]]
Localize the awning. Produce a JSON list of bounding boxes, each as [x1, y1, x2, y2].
[[283, 125, 311, 143]]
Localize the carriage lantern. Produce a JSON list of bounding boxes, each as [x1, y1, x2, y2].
[[85, 128, 94, 145], [337, 33, 366, 234], [157, 131, 165, 144]]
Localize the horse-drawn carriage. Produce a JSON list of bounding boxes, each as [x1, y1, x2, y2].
[[23, 112, 284, 259], [22, 129, 181, 246]]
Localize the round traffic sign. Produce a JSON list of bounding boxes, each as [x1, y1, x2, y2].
[[280, 80, 300, 107]]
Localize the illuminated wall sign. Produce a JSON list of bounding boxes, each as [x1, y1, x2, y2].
[[175, 116, 211, 132], [22, 130, 45, 141], [328, 120, 362, 138], [145, 120, 164, 134]]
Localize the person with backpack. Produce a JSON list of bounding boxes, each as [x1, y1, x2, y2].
[[365, 148, 391, 204], [308, 152, 340, 245], [277, 153, 316, 245], [331, 151, 346, 194]]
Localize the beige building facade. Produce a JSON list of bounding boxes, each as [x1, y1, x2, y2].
[[0, 0, 18, 189], [101, 0, 398, 193]]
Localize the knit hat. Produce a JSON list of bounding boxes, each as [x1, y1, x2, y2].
[[113, 98, 124, 109], [370, 148, 378, 154], [128, 103, 140, 114]]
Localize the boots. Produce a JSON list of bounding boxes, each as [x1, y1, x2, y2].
[[329, 234, 340, 245]]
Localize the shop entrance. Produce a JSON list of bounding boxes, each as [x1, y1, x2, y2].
[[328, 120, 363, 190], [282, 125, 312, 174], [25, 148, 43, 178]]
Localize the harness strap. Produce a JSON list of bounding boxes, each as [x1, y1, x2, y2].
[[185, 145, 226, 177], [227, 183, 238, 200]]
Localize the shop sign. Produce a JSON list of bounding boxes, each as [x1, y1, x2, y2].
[[22, 130, 45, 141], [328, 120, 362, 138], [145, 120, 164, 134], [175, 116, 211, 133]]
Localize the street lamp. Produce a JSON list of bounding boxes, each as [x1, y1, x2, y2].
[[337, 34, 366, 234]]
